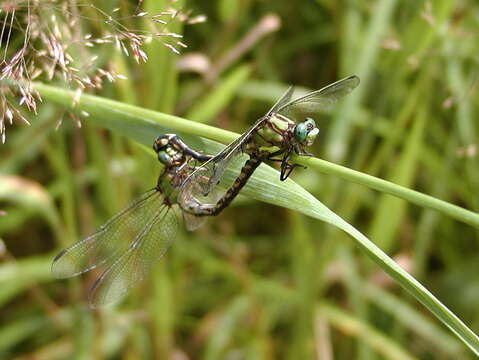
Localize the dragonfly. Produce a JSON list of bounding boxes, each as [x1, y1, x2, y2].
[[179, 75, 360, 216], [51, 134, 212, 307]]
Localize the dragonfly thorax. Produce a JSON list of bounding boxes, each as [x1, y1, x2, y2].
[[253, 114, 319, 154], [255, 113, 296, 148]]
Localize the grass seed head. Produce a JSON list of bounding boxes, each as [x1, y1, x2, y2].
[[0, 0, 205, 142]]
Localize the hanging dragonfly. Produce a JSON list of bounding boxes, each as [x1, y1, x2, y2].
[[51, 134, 212, 307], [179, 75, 360, 216]]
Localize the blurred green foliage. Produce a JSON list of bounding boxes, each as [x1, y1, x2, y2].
[[1, 0, 479, 359]]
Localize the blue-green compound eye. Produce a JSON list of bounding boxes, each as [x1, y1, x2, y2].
[[294, 118, 317, 142], [294, 122, 308, 142], [157, 151, 172, 165]]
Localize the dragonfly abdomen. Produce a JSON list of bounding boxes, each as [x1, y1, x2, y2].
[[183, 155, 264, 216], [211, 156, 263, 215]]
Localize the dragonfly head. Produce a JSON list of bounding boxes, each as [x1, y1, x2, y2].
[[293, 118, 319, 146], [153, 134, 175, 151], [153, 134, 177, 165]]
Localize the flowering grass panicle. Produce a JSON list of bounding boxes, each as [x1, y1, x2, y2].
[[0, 0, 205, 143]]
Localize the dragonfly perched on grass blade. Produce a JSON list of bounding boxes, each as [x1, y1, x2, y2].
[[52, 134, 212, 307], [179, 75, 360, 216]]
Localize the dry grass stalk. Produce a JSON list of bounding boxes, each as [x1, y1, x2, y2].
[[0, 0, 205, 143]]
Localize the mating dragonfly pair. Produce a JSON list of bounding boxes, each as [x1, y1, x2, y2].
[[52, 75, 360, 307]]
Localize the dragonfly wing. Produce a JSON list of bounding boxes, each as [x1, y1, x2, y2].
[[277, 75, 360, 120], [179, 117, 268, 209], [182, 211, 206, 231], [179, 167, 226, 218], [266, 85, 295, 115], [51, 189, 162, 278], [88, 204, 179, 307], [209, 116, 268, 186]]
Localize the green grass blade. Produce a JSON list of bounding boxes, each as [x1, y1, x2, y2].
[[317, 303, 416, 360], [326, 0, 399, 161], [186, 65, 252, 123], [368, 105, 427, 251]]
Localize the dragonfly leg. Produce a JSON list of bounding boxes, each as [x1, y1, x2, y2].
[[297, 150, 314, 157], [264, 149, 306, 180], [280, 150, 293, 181], [266, 148, 286, 162], [279, 149, 308, 181], [280, 162, 306, 181], [295, 144, 314, 157]]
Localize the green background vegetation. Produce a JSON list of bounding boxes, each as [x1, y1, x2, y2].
[[1, 0, 479, 359]]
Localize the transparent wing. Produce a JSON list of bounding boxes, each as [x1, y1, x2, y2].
[[182, 212, 206, 231], [266, 85, 295, 115], [88, 204, 179, 307], [276, 75, 360, 120], [179, 117, 268, 209], [51, 189, 162, 278], [179, 166, 226, 216], [205, 116, 267, 187]]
